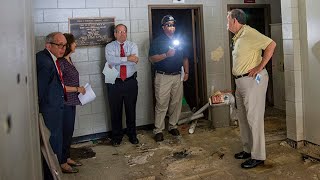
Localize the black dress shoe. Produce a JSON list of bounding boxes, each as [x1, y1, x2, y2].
[[234, 151, 251, 159], [241, 158, 264, 169], [111, 140, 121, 147], [169, 129, 180, 136], [129, 137, 139, 144], [154, 133, 164, 142]]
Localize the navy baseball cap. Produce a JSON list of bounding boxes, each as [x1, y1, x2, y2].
[[161, 15, 176, 25]]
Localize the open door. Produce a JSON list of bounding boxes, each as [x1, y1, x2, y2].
[[148, 5, 207, 115]]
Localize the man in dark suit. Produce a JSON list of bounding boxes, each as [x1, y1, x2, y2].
[[36, 32, 67, 179]]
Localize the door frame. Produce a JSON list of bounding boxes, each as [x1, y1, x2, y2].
[[227, 4, 273, 105], [148, 4, 208, 110]]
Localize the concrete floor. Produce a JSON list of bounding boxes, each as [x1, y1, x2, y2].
[[63, 108, 320, 180]]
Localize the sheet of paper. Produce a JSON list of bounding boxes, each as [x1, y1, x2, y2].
[[102, 62, 119, 84], [180, 66, 185, 81], [78, 83, 96, 105]]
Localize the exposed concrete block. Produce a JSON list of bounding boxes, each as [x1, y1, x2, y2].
[[74, 61, 103, 75], [79, 75, 90, 86], [113, 0, 129, 7], [34, 10, 44, 23], [92, 87, 104, 97], [100, 8, 126, 20], [129, 8, 148, 20], [90, 74, 104, 88], [86, 0, 113, 8], [88, 47, 105, 61], [34, 0, 57, 9], [77, 103, 92, 115], [58, 23, 69, 33], [58, 0, 85, 8], [138, 20, 149, 32], [78, 114, 93, 129], [44, 9, 72, 22], [71, 48, 89, 62], [73, 9, 100, 18], [91, 98, 106, 114], [34, 23, 59, 36]]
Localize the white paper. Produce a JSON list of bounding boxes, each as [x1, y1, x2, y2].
[[102, 62, 119, 84], [180, 66, 185, 81], [78, 83, 96, 105]]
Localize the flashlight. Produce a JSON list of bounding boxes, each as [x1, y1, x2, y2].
[[169, 39, 180, 49]]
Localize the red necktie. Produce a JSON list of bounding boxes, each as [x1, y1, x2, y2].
[[55, 60, 68, 101], [120, 43, 126, 81]]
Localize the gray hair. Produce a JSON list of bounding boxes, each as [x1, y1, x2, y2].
[[114, 24, 127, 32], [45, 32, 62, 43], [228, 9, 247, 25]]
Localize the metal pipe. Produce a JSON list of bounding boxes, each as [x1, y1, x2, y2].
[[178, 113, 204, 125]]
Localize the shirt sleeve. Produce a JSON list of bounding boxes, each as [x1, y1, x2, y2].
[[105, 42, 136, 66], [251, 28, 273, 50]]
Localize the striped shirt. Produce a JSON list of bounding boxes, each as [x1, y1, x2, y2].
[[57, 57, 81, 106]]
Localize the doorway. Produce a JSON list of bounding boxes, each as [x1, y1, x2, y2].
[[148, 5, 207, 113], [227, 4, 274, 106]]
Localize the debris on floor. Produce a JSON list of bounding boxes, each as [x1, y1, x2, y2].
[[70, 146, 96, 160]]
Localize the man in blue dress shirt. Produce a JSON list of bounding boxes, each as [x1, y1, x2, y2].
[[105, 24, 139, 146]]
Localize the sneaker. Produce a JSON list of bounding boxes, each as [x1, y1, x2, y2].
[[154, 133, 164, 142], [169, 129, 180, 136]]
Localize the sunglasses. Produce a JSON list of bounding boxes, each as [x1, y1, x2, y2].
[[164, 24, 175, 27]]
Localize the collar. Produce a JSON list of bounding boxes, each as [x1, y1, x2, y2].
[[46, 48, 58, 61], [117, 40, 127, 45], [232, 25, 246, 43]]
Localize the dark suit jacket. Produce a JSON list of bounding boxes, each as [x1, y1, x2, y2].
[[36, 49, 64, 113]]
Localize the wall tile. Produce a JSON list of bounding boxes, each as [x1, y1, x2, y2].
[[58, 0, 85, 8], [44, 9, 72, 22], [100, 8, 126, 20], [73, 9, 100, 18]]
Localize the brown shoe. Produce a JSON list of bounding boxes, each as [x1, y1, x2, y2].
[[61, 164, 79, 173], [67, 159, 83, 167]]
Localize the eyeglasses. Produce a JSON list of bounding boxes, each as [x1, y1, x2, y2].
[[50, 42, 67, 49], [164, 24, 175, 27], [116, 30, 127, 34]]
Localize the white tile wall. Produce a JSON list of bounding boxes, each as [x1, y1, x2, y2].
[[34, 0, 57, 9], [100, 8, 125, 20], [86, 0, 113, 8], [58, 0, 86, 8], [73, 9, 100, 18], [44, 9, 72, 22]]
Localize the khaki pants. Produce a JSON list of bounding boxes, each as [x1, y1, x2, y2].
[[153, 73, 183, 134], [235, 69, 268, 160]]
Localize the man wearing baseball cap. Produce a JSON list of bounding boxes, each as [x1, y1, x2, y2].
[[149, 15, 189, 142]]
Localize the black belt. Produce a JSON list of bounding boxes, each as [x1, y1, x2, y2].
[[234, 72, 249, 79], [116, 72, 137, 81], [156, 70, 180, 75]]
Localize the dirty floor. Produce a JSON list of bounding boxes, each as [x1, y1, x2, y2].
[[64, 107, 320, 180]]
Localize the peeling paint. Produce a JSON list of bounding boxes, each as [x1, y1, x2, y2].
[[211, 46, 224, 62]]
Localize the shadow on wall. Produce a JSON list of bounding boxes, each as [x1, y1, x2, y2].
[[312, 41, 320, 61]]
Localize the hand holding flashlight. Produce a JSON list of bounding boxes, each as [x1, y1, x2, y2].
[[166, 48, 175, 57]]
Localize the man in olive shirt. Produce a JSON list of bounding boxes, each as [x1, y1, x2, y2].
[[227, 9, 276, 169]]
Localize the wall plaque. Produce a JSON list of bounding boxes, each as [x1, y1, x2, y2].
[[69, 17, 115, 47]]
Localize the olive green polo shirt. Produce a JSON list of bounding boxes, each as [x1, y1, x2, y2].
[[232, 25, 272, 76]]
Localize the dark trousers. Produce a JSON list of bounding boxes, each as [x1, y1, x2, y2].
[[42, 110, 63, 180], [62, 105, 76, 164], [107, 77, 138, 142]]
